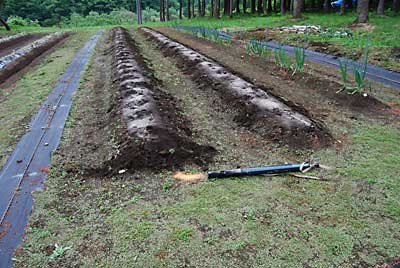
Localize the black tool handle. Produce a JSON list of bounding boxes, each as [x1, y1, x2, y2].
[[207, 162, 318, 179]]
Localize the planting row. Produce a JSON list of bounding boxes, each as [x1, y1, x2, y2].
[[0, 32, 69, 84], [142, 28, 331, 148], [106, 27, 214, 173], [175, 25, 400, 90], [0, 32, 27, 46]]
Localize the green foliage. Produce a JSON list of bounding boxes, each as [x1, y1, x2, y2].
[[7, 16, 40, 27], [293, 47, 306, 73], [337, 40, 371, 94], [352, 40, 370, 93], [0, 0, 184, 26], [48, 244, 72, 260], [65, 9, 137, 27], [246, 39, 271, 57], [177, 25, 232, 46], [338, 58, 349, 90], [274, 45, 291, 70]]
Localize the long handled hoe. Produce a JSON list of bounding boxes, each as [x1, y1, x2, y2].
[[173, 162, 328, 183]]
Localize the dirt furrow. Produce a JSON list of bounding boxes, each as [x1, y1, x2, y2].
[[142, 28, 331, 148], [102, 27, 215, 173]]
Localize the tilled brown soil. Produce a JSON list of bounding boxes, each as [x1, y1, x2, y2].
[[142, 28, 332, 149], [154, 28, 394, 121], [0, 33, 46, 58], [0, 33, 70, 85], [98, 27, 215, 174]]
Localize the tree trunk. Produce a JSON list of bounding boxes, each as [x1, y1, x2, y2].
[[293, 0, 302, 17], [370, 0, 376, 10], [340, 0, 346, 14], [323, 0, 330, 12], [198, 0, 201, 16], [377, 0, 385, 15], [211, 0, 214, 16], [394, 0, 400, 13], [166, 0, 170, 20], [136, 0, 142, 24], [257, 0, 264, 12], [281, 0, 286, 13], [215, 0, 221, 17], [243, 0, 247, 12], [0, 19, 10, 31], [310, 0, 315, 9], [188, 0, 192, 18], [224, 0, 230, 14], [236, 0, 241, 12], [179, 0, 183, 18], [160, 0, 165, 21], [274, 0, 277, 12], [318, 0, 324, 10], [202, 0, 206, 16], [192, 0, 196, 17], [251, 0, 256, 12], [356, 0, 369, 22], [268, 0, 273, 12]]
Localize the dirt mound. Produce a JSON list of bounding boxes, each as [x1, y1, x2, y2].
[[142, 28, 332, 149], [101, 27, 215, 174]]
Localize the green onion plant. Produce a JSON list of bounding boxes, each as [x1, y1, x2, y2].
[[293, 47, 306, 73], [274, 45, 291, 70]]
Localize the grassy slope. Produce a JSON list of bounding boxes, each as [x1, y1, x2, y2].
[[0, 30, 96, 168], [15, 29, 400, 268]]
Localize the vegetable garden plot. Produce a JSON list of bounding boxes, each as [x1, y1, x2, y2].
[[157, 27, 393, 119], [0, 32, 69, 84], [142, 28, 331, 149], [101, 27, 215, 174]]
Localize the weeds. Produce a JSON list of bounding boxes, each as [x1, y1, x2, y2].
[[48, 244, 72, 260]]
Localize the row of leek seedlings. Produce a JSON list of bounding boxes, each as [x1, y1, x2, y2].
[[274, 45, 306, 75], [337, 41, 370, 94], [245, 39, 271, 57], [245, 40, 305, 75], [189, 26, 231, 46]]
